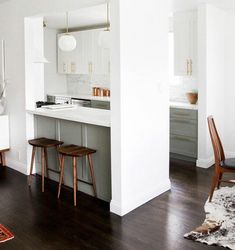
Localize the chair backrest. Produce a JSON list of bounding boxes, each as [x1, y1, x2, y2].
[[207, 116, 225, 166]]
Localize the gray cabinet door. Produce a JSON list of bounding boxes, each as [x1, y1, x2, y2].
[[170, 108, 198, 159], [170, 135, 197, 158]]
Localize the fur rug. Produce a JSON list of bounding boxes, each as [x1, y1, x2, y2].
[[184, 186, 235, 250]]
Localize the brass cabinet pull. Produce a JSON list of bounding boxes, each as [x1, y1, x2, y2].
[[172, 112, 190, 117], [190, 59, 193, 75], [187, 59, 189, 75], [88, 62, 93, 74], [172, 135, 195, 142], [171, 118, 194, 124]]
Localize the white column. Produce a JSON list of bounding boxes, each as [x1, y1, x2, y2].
[[25, 17, 45, 175], [197, 4, 225, 168], [110, 0, 171, 216]]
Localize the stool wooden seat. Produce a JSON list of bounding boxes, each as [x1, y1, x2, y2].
[[28, 137, 63, 192], [57, 144, 97, 206]]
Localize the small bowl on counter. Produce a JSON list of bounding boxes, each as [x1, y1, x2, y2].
[[186, 92, 198, 105]]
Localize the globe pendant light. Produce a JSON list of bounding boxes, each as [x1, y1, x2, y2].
[[99, 2, 110, 48], [59, 12, 77, 52]]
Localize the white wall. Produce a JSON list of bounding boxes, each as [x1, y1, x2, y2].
[[197, 4, 225, 168], [224, 12, 235, 156], [0, 0, 105, 173], [110, 0, 170, 215], [44, 28, 67, 95]]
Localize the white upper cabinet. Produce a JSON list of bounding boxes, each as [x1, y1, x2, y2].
[[57, 29, 110, 75], [173, 10, 197, 77]]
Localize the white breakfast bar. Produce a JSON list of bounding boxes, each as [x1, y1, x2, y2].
[[26, 106, 111, 202]]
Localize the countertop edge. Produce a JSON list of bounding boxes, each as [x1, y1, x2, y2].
[[48, 93, 111, 102], [170, 102, 198, 110], [26, 109, 111, 128]]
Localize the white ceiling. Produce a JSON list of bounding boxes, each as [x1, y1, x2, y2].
[[173, 0, 235, 12], [44, 3, 108, 30]]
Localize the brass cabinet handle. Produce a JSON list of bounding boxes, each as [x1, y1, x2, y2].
[[88, 62, 93, 74], [88, 62, 92, 73], [190, 59, 193, 75], [171, 118, 194, 124], [187, 59, 189, 75], [172, 111, 190, 117], [172, 135, 195, 142]]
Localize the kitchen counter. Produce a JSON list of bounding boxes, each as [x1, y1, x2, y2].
[[48, 93, 110, 102], [170, 101, 198, 110], [27, 106, 111, 127], [27, 106, 111, 201]]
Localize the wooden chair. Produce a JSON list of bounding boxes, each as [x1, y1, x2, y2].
[[57, 144, 97, 207], [28, 137, 63, 192], [207, 116, 235, 202]]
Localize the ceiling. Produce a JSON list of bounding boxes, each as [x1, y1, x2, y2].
[[44, 3, 108, 30], [172, 0, 235, 12]]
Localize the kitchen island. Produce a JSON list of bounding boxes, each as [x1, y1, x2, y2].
[[27, 106, 111, 202]]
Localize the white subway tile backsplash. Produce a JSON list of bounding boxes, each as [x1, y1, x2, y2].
[[67, 74, 110, 95], [170, 76, 197, 102]]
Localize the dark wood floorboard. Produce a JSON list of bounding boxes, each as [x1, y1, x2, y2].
[[0, 159, 229, 250]]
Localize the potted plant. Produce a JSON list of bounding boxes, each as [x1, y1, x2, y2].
[[186, 89, 198, 104]]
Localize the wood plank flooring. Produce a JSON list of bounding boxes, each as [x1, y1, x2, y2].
[[0, 159, 227, 250]]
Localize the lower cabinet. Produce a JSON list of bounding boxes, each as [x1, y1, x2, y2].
[[170, 108, 198, 161], [34, 116, 111, 202]]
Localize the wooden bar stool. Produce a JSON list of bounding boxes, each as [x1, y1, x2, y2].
[[57, 144, 97, 206], [0, 149, 9, 166], [28, 137, 63, 192]]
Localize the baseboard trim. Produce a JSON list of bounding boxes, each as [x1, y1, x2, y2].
[[170, 153, 196, 163], [6, 159, 27, 175], [110, 179, 171, 216], [196, 157, 214, 168], [225, 151, 235, 158]]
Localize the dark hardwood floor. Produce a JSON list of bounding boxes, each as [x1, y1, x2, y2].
[[0, 159, 226, 250]]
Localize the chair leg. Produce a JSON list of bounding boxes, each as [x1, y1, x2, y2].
[[0, 152, 2, 165], [73, 157, 78, 207], [44, 148, 49, 178], [57, 146, 64, 184], [217, 173, 223, 189], [28, 147, 36, 186], [209, 171, 220, 202], [1, 152, 6, 166], [88, 154, 97, 197], [57, 155, 65, 199], [41, 147, 45, 192]]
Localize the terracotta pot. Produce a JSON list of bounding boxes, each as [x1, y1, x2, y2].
[[186, 92, 198, 104]]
